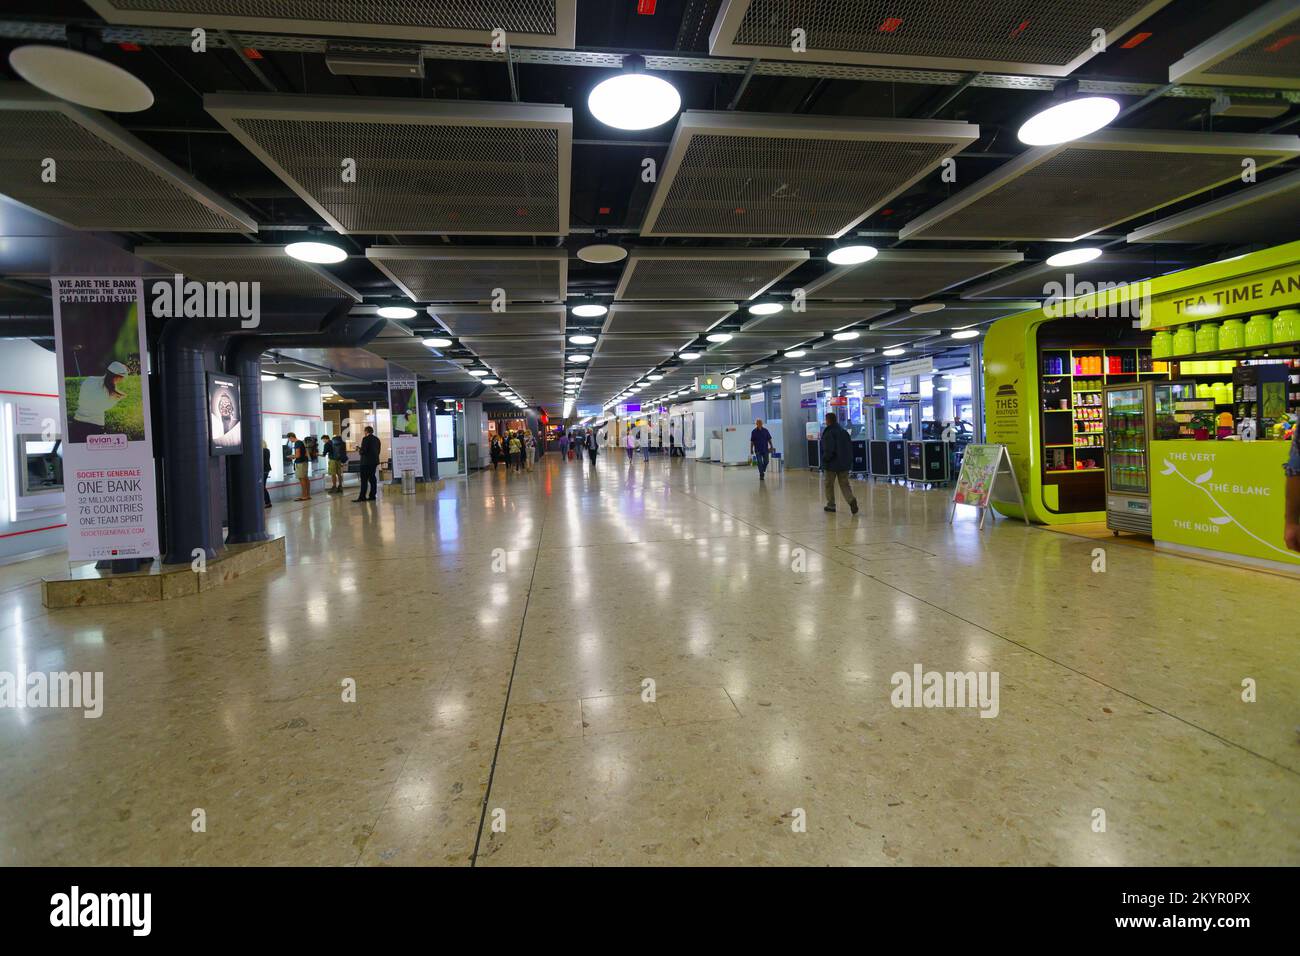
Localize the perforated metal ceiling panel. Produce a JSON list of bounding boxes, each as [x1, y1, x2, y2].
[[709, 0, 1171, 76], [802, 250, 1023, 300], [614, 248, 808, 300], [133, 245, 361, 300], [85, 0, 577, 47], [428, 304, 565, 336], [739, 302, 894, 334], [602, 302, 738, 335], [960, 255, 1189, 299], [0, 86, 255, 234], [900, 130, 1300, 242], [206, 93, 571, 235], [368, 248, 567, 302], [640, 112, 978, 239], [1126, 170, 1300, 244], [595, 335, 692, 359], [1169, 0, 1300, 89], [870, 302, 1039, 331]]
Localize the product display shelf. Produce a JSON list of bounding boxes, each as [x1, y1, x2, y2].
[[1162, 337, 1300, 362], [1038, 348, 1166, 477]]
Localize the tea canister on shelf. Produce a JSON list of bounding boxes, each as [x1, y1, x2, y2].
[[1194, 323, 1219, 353], [1151, 330, 1173, 358], [1171, 325, 1196, 355], [1217, 318, 1245, 350], [1212, 381, 1233, 406], [1245, 313, 1273, 347], [1273, 308, 1300, 343]]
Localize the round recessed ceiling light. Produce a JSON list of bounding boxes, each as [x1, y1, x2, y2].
[[377, 305, 417, 320], [566, 375, 583, 383], [1018, 95, 1120, 146], [577, 243, 628, 264], [882, 348, 906, 357], [571, 303, 608, 318], [1045, 247, 1103, 268], [799, 370, 816, 378], [260, 374, 276, 383], [679, 351, 700, 360], [951, 329, 981, 340], [748, 302, 783, 316], [910, 302, 946, 314], [833, 331, 860, 341], [707, 332, 733, 342], [648, 374, 664, 381], [827, 244, 879, 266], [422, 337, 453, 348], [298, 381, 320, 390], [469, 369, 490, 377], [285, 240, 347, 264], [9, 45, 155, 112], [482, 378, 500, 385], [568, 334, 597, 345], [784, 349, 807, 358], [568, 353, 591, 363], [588, 55, 681, 131], [835, 360, 852, 368]]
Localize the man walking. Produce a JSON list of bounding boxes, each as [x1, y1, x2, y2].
[[586, 429, 599, 468], [355, 425, 381, 502], [820, 412, 858, 515], [750, 418, 773, 481]]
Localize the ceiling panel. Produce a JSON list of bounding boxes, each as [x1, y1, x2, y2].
[[1126, 169, 1300, 243], [739, 302, 894, 333], [899, 129, 1300, 242], [133, 244, 360, 299], [427, 304, 566, 336], [0, 85, 255, 234], [602, 301, 738, 334], [86, 0, 578, 47], [1168, 0, 1300, 89], [709, 0, 1172, 76], [803, 250, 1023, 300], [206, 93, 571, 235], [871, 302, 1039, 331], [368, 248, 566, 302], [641, 111, 978, 238], [960, 256, 1188, 299], [594, 334, 694, 358], [615, 248, 807, 300]]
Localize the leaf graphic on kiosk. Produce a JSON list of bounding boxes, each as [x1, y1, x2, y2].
[[1161, 460, 1176, 476], [1210, 516, 1232, 525], [1194, 469, 1213, 484]]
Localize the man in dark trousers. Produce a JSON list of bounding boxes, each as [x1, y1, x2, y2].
[[586, 428, 599, 468], [355, 425, 381, 502], [820, 412, 858, 515], [750, 418, 773, 481]]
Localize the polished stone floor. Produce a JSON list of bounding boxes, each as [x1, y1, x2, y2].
[[1, 453, 1297, 866]]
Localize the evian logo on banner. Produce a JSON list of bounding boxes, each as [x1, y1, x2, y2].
[[150, 273, 260, 328], [85, 434, 128, 450]]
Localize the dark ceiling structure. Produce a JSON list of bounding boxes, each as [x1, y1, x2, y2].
[[1, 0, 1299, 416]]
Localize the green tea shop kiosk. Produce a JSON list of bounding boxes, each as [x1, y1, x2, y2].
[[1138, 240, 1300, 573], [984, 310, 1175, 524]]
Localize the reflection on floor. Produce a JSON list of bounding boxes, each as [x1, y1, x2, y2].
[[1, 454, 1296, 865]]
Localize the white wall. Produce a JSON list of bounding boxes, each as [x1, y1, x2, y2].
[[0, 340, 66, 562], [464, 400, 488, 470]]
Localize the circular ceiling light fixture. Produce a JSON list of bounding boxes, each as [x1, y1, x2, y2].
[[951, 329, 981, 340], [285, 239, 347, 264], [910, 302, 946, 314], [567, 353, 591, 363], [648, 373, 664, 381], [298, 381, 320, 390], [1018, 81, 1119, 146], [747, 302, 783, 316], [784, 349, 807, 358], [1045, 247, 1103, 268], [833, 331, 860, 341], [568, 333, 597, 345], [588, 54, 681, 131], [577, 243, 627, 264], [422, 337, 453, 348], [468, 369, 490, 377], [798, 370, 816, 378], [566, 375, 584, 383], [9, 45, 155, 112], [377, 304, 417, 320], [706, 332, 733, 343], [678, 350, 701, 360], [882, 348, 907, 357], [571, 303, 608, 318], [260, 374, 276, 383], [482, 377, 500, 385], [835, 360, 852, 368], [827, 243, 879, 266]]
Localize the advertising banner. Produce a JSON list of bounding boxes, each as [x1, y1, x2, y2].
[[51, 276, 159, 562], [949, 444, 1025, 529], [386, 363, 423, 478], [207, 373, 242, 456]]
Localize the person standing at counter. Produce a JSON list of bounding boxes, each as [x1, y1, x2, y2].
[[287, 431, 310, 502], [355, 425, 380, 502], [1285, 427, 1300, 553], [820, 412, 859, 515]]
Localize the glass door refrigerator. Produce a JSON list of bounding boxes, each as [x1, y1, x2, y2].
[[1104, 381, 1195, 534]]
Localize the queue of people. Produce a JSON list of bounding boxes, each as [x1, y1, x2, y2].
[[489, 429, 539, 473]]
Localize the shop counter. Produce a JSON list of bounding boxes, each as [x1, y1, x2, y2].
[[1150, 439, 1300, 574]]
